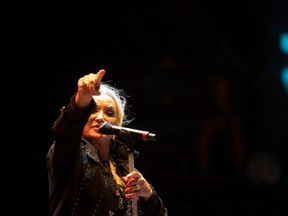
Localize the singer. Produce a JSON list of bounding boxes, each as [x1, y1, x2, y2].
[[46, 69, 168, 216]]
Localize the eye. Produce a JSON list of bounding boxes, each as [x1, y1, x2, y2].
[[105, 106, 116, 117], [106, 110, 116, 117]]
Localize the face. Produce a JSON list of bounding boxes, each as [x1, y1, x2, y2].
[[82, 94, 118, 144]]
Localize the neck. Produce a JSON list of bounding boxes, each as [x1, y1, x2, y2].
[[94, 143, 110, 161], [98, 149, 110, 161], [87, 138, 111, 161]]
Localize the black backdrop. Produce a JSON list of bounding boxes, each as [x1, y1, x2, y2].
[[3, 1, 288, 215]]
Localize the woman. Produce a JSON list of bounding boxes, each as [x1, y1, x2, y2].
[[46, 69, 168, 215]]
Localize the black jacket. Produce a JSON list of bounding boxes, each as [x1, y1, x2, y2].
[[46, 94, 168, 216]]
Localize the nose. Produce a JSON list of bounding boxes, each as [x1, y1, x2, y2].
[[95, 111, 106, 123]]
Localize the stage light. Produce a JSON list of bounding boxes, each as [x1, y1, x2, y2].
[[279, 32, 288, 94]]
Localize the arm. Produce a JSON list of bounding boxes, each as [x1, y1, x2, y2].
[[140, 187, 169, 216], [50, 69, 106, 171]]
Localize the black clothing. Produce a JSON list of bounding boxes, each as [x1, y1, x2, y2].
[[46, 94, 168, 215]]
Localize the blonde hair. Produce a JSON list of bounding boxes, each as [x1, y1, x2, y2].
[[93, 83, 132, 126]]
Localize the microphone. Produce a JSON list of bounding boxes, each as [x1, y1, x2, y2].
[[98, 121, 157, 141]]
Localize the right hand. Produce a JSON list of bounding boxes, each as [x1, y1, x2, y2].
[[75, 69, 106, 109], [122, 171, 153, 202]]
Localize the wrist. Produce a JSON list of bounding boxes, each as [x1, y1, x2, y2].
[[75, 92, 93, 109]]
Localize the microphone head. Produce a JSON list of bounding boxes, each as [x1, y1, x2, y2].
[[98, 121, 113, 134], [98, 121, 135, 143]]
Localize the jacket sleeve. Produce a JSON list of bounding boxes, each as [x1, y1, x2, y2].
[[49, 93, 95, 172], [140, 185, 169, 216]]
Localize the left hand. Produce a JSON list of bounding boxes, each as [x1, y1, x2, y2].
[[122, 171, 153, 201]]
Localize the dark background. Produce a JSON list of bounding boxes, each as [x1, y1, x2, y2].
[[4, 1, 288, 215]]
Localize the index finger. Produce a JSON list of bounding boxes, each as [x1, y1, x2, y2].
[[94, 69, 105, 92], [95, 69, 106, 83], [88, 69, 106, 94]]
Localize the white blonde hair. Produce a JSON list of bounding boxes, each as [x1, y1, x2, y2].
[[93, 83, 131, 126]]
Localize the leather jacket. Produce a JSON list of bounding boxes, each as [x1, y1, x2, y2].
[[46, 94, 168, 216]]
